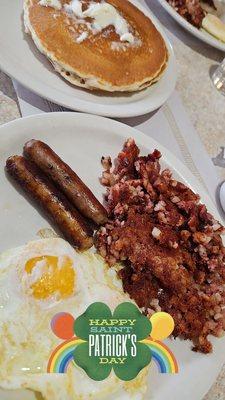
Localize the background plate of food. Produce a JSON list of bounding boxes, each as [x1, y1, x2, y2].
[[158, 0, 225, 51], [0, 0, 176, 118], [0, 112, 225, 400]]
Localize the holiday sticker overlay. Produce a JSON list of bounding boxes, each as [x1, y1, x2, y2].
[[48, 302, 178, 381]]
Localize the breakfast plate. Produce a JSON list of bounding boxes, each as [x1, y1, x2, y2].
[[0, 0, 176, 118], [158, 0, 225, 52], [0, 112, 225, 400]]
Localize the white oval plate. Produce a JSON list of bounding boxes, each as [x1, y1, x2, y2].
[[158, 0, 225, 52], [0, 112, 224, 400], [0, 0, 176, 118]]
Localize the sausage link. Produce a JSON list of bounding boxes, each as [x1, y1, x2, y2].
[[23, 140, 108, 225], [6, 156, 93, 250]]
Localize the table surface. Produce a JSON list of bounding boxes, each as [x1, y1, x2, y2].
[[0, 1, 225, 398]]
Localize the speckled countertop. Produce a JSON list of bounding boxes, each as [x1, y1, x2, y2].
[[0, 1, 225, 398]]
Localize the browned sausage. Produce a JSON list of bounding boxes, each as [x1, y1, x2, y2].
[[6, 155, 93, 250], [23, 140, 108, 225]]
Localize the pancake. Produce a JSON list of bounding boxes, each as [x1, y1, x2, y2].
[[24, 0, 168, 92]]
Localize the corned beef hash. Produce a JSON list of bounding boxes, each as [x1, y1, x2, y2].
[[95, 138, 225, 354]]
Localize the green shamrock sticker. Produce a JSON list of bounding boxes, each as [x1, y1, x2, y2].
[[73, 302, 152, 381]]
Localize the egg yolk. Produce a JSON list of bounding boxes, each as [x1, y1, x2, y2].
[[25, 255, 75, 300]]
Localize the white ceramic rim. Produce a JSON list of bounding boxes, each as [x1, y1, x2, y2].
[[0, 0, 177, 117]]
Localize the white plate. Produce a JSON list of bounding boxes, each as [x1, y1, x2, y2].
[[0, 112, 224, 400], [0, 0, 176, 118], [158, 0, 225, 52]]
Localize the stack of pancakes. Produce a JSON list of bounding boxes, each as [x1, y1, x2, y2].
[[24, 0, 168, 92]]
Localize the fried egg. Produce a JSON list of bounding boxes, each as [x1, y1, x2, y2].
[[0, 238, 148, 400]]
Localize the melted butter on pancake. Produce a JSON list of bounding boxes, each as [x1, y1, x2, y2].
[[39, 0, 62, 9], [71, 1, 135, 43], [40, 0, 137, 44]]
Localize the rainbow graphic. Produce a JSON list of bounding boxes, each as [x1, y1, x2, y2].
[[142, 338, 178, 374], [47, 337, 178, 374], [47, 337, 83, 373], [48, 310, 178, 375]]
